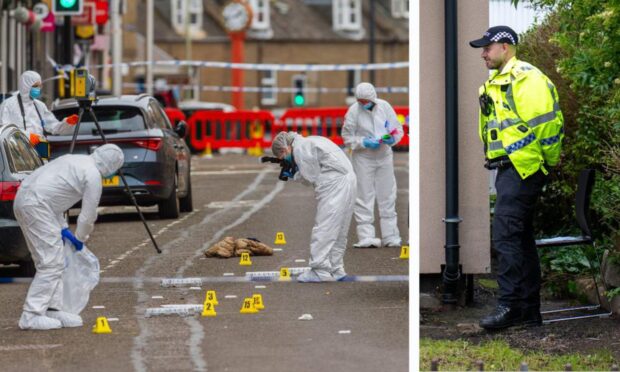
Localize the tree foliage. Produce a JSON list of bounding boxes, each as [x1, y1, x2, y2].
[[516, 0, 620, 249]]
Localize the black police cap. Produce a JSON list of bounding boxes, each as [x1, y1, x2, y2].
[[469, 25, 518, 48]]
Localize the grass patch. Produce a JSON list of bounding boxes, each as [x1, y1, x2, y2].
[[420, 338, 616, 371]]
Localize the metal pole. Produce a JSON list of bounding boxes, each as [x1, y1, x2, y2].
[[111, 0, 123, 96], [442, 0, 461, 304], [0, 10, 6, 93], [62, 16, 73, 65], [184, 1, 192, 100], [146, 0, 153, 95], [368, 0, 375, 84], [9, 13, 15, 88]]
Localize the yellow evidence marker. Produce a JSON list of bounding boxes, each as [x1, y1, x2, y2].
[[205, 290, 219, 305], [399, 245, 409, 259], [239, 252, 252, 266], [279, 267, 291, 281], [240, 297, 258, 314], [92, 317, 112, 334], [274, 232, 287, 245], [202, 300, 217, 317], [252, 294, 265, 310]]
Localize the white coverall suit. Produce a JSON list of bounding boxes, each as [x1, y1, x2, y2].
[[14, 144, 124, 330], [342, 83, 404, 248], [0, 71, 74, 139], [291, 135, 357, 282]]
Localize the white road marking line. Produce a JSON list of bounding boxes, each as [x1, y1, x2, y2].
[[133, 169, 274, 372], [103, 210, 199, 271], [0, 344, 63, 351]]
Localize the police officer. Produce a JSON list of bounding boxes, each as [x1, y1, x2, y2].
[[470, 26, 564, 330]]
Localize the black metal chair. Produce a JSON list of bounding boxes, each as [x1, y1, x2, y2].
[[536, 169, 612, 323]]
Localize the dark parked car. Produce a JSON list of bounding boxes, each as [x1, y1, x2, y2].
[[50, 95, 193, 219], [0, 124, 42, 276]]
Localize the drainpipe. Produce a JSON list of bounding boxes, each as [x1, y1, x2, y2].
[[442, 0, 461, 304]]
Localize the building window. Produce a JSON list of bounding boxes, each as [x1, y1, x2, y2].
[[249, 0, 270, 30], [391, 0, 409, 19], [261, 70, 277, 106], [333, 0, 361, 32], [171, 0, 203, 35]]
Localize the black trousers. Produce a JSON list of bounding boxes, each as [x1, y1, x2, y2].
[[493, 166, 546, 310]]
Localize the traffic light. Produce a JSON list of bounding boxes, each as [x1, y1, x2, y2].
[[292, 75, 306, 107], [53, 0, 83, 16]]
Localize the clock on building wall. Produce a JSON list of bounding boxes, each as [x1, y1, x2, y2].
[[222, 0, 253, 33]]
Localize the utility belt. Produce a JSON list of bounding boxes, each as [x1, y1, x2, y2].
[[484, 156, 512, 170]]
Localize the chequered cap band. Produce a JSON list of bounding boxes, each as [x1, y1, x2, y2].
[[490, 31, 516, 44]]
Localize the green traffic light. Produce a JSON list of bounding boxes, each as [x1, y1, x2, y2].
[[294, 94, 305, 106], [60, 0, 77, 8]]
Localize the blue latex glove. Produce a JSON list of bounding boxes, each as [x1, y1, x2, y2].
[[362, 137, 380, 149], [61, 228, 84, 251], [382, 135, 396, 145], [282, 165, 298, 179]]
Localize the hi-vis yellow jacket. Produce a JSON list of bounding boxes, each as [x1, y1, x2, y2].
[[478, 56, 564, 179]]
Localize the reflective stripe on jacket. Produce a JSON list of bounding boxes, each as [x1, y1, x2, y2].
[[478, 57, 564, 179]]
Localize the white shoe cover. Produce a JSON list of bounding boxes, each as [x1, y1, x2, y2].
[[383, 239, 402, 248], [353, 238, 381, 248], [46, 311, 83, 328], [18, 313, 62, 330], [331, 268, 347, 281], [297, 269, 334, 283]]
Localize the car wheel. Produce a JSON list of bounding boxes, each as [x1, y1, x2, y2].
[[17, 260, 36, 277], [179, 173, 193, 213], [158, 176, 180, 219]]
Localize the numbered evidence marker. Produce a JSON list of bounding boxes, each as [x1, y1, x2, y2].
[[252, 294, 265, 310], [205, 290, 219, 305], [239, 252, 252, 266], [279, 267, 291, 281], [399, 245, 409, 260], [201, 300, 217, 317], [274, 232, 287, 245], [240, 297, 258, 314], [92, 317, 112, 334]]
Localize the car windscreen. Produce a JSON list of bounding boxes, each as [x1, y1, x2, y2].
[[54, 107, 147, 135], [4, 131, 43, 173]]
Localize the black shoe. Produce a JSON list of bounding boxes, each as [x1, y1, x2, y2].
[[521, 307, 543, 327], [479, 304, 522, 330]]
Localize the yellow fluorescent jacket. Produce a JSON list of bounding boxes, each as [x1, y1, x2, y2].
[[478, 56, 564, 179]]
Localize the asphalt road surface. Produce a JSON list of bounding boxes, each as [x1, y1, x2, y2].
[[0, 151, 409, 372]]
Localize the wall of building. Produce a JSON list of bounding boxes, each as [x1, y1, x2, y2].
[[419, 0, 491, 274]]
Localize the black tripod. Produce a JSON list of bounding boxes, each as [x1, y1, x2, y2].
[[68, 98, 161, 254]]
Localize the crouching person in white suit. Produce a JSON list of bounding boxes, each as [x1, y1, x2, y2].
[[271, 132, 357, 282], [14, 144, 124, 330]]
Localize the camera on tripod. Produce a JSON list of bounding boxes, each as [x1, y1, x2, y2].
[[72, 67, 97, 105]]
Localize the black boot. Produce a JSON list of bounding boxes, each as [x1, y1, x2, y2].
[[521, 307, 542, 327], [479, 304, 522, 330]]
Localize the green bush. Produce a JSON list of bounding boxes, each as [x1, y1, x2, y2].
[[515, 0, 620, 289]]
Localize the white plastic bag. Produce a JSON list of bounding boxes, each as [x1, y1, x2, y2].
[[62, 241, 100, 314]]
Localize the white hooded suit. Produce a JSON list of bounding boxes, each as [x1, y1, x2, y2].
[[14, 144, 124, 330], [342, 82, 403, 247]]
